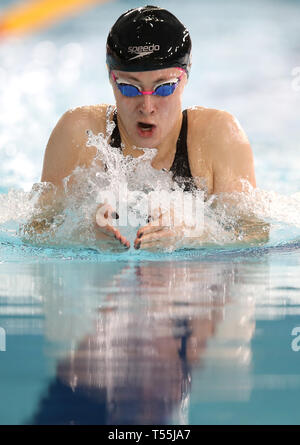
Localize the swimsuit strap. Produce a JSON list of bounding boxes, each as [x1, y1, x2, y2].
[[110, 109, 122, 148], [169, 109, 195, 191]]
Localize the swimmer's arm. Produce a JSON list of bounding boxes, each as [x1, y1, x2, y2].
[[210, 110, 269, 243], [41, 107, 103, 186], [232, 214, 270, 243], [24, 108, 106, 232], [210, 110, 256, 193], [22, 107, 129, 248], [138, 108, 268, 249], [21, 110, 85, 236], [207, 194, 270, 244], [20, 183, 66, 240]]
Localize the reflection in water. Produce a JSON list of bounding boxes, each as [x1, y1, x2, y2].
[[28, 259, 256, 425]]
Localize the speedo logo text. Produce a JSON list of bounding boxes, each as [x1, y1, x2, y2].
[[128, 44, 160, 59]]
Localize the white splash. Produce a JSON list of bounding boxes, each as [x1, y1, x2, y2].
[[1, 129, 300, 252]]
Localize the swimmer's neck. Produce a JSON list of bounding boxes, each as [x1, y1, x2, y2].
[[117, 111, 183, 169]]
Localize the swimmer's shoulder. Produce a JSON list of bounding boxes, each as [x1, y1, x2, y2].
[[187, 106, 232, 139], [187, 106, 248, 159], [41, 104, 114, 185], [60, 103, 113, 137], [186, 106, 255, 193]]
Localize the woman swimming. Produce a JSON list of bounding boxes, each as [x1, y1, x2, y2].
[[27, 6, 268, 251]]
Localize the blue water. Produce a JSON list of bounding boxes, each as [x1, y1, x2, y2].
[[1, 0, 300, 425]]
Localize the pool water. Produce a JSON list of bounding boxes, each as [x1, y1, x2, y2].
[[1, 0, 300, 425]]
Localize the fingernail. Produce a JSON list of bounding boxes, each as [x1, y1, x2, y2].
[[147, 216, 152, 223], [104, 210, 108, 219], [111, 212, 119, 220], [138, 232, 143, 239], [135, 242, 140, 250]]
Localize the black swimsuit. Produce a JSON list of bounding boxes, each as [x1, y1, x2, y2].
[[110, 109, 196, 192]]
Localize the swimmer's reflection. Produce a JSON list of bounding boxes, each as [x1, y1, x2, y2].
[[31, 261, 239, 425]]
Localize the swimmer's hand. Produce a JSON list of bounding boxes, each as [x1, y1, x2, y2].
[[133, 207, 199, 251], [95, 203, 130, 249]]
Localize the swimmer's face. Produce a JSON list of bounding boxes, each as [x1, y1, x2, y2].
[[110, 68, 187, 149]]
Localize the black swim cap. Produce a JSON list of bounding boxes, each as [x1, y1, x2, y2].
[[106, 5, 192, 75]]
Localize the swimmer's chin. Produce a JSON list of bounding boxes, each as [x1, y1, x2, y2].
[[131, 132, 161, 149], [130, 140, 160, 151]]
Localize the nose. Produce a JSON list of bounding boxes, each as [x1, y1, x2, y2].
[[138, 94, 155, 116]]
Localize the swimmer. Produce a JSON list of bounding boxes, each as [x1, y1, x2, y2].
[[27, 5, 269, 251]]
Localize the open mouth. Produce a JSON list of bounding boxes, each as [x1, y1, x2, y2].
[[138, 122, 155, 131]]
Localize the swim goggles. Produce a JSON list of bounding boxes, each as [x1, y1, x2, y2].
[[111, 69, 185, 97]]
